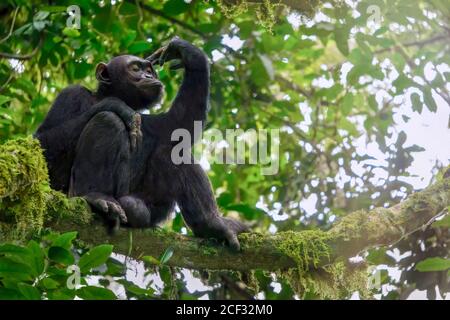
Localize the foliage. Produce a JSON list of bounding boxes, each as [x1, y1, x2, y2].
[[0, 0, 449, 299]]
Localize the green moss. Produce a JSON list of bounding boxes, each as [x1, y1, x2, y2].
[[45, 190, 92, 225], [276, 261, 369, 299], [240, 230, 369, 299], [0, 137, 92, 241], [272, 230, 332, 272], [201, 246, 219, 256], [0, 137, 49, 240], [239, 232, 266, 249]]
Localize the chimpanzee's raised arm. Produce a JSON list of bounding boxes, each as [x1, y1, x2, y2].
[[146, 38, 210, 144]]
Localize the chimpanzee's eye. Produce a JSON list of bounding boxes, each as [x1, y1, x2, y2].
[[131, 64, 140, 72], [146, 67, 153, 74]]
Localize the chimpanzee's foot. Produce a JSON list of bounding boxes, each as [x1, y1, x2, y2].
[[84, 192, 127, 231], [118, 195, 152, 228], [192, 216, 249, 251]]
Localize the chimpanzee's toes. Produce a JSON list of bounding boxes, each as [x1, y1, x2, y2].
[[225, 231, 241, 252], [84, 194, 127, 225], [106, 201, 127, 224]]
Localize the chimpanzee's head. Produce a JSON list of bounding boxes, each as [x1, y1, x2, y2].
[[95, 55, 163, 110]]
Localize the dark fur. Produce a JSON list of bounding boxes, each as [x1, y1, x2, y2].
[[35, 38, 247, 250]]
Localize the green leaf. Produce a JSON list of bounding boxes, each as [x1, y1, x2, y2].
[[217, 193, 234, 208], [423, 88, 437, 112], [39, 6, 67, 13], [142, 255, 160, 266], [78, 244, 113, 273], [0, 95, 11, 106], [62, 27, 80, 38], [432, 214, 450, 228], [47, 288, 76, 300], [128, 41, 152, 54], [258, 54, 275, 80], [391, 52, 405, 71], [0, 288, 23, 300], [163, 0, 190, 16], [76, 286, 117, 300], [42, 278, 60, 290], [347, 65, 365, 85], [48, 247, 74, 265], [0, 257, 32, 275], [366, 248, 395, 265], [250, 55, 274, 86], [392, 74, 413, 93], [105, 257, 126, 277], [341, 93, 353, 115], [52, 231, 78, 250], [416, 257, 450, 272], [198, 23, 221, 34], [159, 247, 174, 265], [334, 26, 349, 56], [0, 243, 30, 255], [27, 240, 45, 276], [117, 279, 155, 297], [34, 11, 50, 21], [373, 26, 388, 36], [18, 283, 41, 300], [410, 92, 422, 113]]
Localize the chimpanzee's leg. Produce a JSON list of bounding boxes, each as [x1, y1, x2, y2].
[[118, 196, 174, 228], [69, 111, 150, 229], [149, 146, 247, 250], [176, 163, 248, 250]]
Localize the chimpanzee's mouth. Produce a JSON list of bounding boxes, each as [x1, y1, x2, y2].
[[139, 79, 163, 88]]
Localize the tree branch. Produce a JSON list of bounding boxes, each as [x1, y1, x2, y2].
[[374, 33, 450, 54], [0, 36, 44, 60], [1, 137, 449, 272]]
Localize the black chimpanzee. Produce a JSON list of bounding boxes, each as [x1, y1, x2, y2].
[[35, 38, 247, 250]]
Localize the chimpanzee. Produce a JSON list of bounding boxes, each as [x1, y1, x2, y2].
[[35, 38, 247, 250]]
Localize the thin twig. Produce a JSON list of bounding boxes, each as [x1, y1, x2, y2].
[[0, 36, 44, 60], [374, 34, 450, 54], [0, 7, 20, 44]]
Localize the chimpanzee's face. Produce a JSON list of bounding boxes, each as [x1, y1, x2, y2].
[[96, 55, 164, 109]]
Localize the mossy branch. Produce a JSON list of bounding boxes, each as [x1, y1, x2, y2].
[[1, 137, 449, 273]]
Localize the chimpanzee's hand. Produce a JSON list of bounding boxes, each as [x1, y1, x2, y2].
[[146, 37, 208, 71], [129, 112, 142, 152], [193, 216, 249, 251], [92, 97, 142, 152]]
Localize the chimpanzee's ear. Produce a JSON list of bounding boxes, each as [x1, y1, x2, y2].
[[95, 62, 111, 84]]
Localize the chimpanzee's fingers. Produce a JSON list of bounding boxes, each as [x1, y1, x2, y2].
[[107, 202, 128, 224], [97, 199, 108, 212], [146, 46, 166, 64], [130, 132, 137, 152], [159, 46, 170, 66], [225, 230, 241, 252], [129, 113, 142, 153]]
